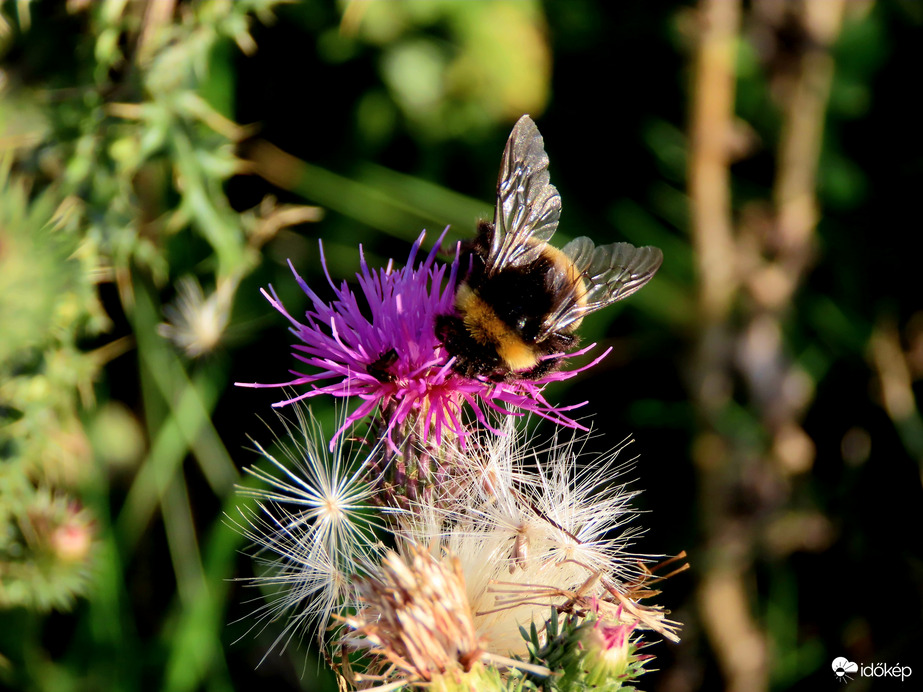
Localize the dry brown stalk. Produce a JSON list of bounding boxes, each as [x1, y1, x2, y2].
[[687, 1, 847, 691]]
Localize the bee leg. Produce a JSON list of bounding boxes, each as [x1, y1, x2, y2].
[[510, 357, 563, 381], [511, 331, 580, 381]]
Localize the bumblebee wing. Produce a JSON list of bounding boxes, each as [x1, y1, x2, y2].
[[567, 238, 663, 308], [487, 115, 562, 275], [541, 238, 663, 335]]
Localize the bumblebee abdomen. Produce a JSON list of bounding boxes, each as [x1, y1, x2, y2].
[[542, 244, 588, 333]]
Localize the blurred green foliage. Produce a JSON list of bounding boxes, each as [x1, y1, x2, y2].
[[0, 150, 105, 611], [0, 0, 294, 688], [1, 1, 921, 691]]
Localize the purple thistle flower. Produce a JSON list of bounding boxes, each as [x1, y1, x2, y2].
[[237, 230, 608, 448]]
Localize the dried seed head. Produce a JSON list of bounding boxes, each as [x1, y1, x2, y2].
[[342, 545, 485, 686]]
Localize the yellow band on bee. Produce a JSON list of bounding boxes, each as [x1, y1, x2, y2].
[[455, 284, 539, 372]]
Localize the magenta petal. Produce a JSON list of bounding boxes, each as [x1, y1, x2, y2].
[[237, 229, 608, 446]]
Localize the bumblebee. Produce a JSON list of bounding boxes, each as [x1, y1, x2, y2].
[[437, 115, 663, 381]]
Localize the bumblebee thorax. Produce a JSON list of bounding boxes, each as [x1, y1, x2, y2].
[[454, 282, 540, 372]]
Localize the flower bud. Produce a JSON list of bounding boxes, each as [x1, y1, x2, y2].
[[581, 618, 652, 689]]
